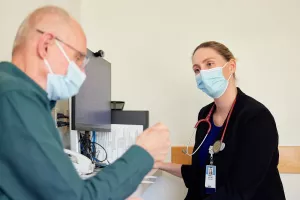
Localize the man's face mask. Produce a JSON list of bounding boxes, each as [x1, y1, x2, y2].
[[44, 40, 86, 101]]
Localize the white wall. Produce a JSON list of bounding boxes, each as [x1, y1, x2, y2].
[[80, 0, 300, 199], [0, 0, 81, 61]]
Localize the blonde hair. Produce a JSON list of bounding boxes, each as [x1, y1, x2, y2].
[[193, 41, 236, 78]]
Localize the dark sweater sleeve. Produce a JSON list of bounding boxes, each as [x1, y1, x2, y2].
[[0, 91, 154, 200], [205, 109, 278, 200], [181, 164, 193, 188]]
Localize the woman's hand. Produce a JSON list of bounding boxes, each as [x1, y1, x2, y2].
[[153, 162, 183, 178]]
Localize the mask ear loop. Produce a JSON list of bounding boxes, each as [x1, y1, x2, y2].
[[222, 62, 229, 69], [55, 40, 71, 63], [227, 73, 233, 81], [44, 59, 53, 74], [212, 62, 233, 99], [222, 62, 234, 81]]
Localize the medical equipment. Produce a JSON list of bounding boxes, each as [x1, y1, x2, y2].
[[64, 149, 95, 176], [183, 99, 236, 156]]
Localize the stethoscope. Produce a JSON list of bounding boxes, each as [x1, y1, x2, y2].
[[182, 99, 236, 156]]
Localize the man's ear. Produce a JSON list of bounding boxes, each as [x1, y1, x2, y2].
[[37, 33, 55, 59]]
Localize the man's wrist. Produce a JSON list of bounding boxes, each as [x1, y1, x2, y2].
[[135, 144, 152, 158], [156, 162, 166, 170]]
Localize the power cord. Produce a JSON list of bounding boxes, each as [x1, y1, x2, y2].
[[91, 131, 110, 164], [91, 142, 109, 163], [57, 113, 69, 119], [79, 131, 110, 167], [56, 113, 69, 127], [57, 121, 69, 127], [79, 131, 92, 160]]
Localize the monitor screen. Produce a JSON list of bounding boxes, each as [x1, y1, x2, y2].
[[71, 49, 111, 132]]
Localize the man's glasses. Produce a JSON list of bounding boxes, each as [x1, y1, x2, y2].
[[36, 29, 89, 69]]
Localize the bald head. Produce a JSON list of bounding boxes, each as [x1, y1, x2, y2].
[[13, 6, 85, 54], [14, 6, 66, 54], [11, 5, 87, 91]]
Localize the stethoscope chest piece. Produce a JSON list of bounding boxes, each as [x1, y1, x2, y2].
[[220, 142, 225, 151], [213, 140, 226, 154]]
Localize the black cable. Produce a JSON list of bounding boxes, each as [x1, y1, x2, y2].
[[91, 142, 108, 163], [57, 113, 69, 119], [79, 132, 92, 160], [57, 121, 69, 127], [78, 133, 110, 164]]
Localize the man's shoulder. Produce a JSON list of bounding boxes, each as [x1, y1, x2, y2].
[[0, 62, 33, 96]]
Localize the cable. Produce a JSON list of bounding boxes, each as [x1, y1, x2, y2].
[[91, 131, 109, 163], [57, 113, 69, 119], [92, 131, 96, 158], [57, 121, 69, 127], [78, 131, 110, 165], [79, 132, 92, 160], [91, 142, 108, 163]]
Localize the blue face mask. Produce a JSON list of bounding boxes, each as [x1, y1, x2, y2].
[[44, 41, 86, 101], [196, 62, 232, 99]]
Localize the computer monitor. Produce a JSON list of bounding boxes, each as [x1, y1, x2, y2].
[[71, 49, 111, 132]]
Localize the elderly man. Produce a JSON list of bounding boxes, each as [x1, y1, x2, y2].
[[0, 6, 170, 200]]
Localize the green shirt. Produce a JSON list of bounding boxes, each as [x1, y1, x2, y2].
[[0, 62, 154, 200]]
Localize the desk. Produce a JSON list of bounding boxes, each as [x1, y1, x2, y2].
[[81, 168, 162, 198], [129, 169, 162, 198], [171, 146, 300, 174]]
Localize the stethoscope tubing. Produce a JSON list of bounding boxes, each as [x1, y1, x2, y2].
[[183, 98, 236, 157]]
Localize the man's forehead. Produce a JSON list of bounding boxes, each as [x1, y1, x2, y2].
[[65, 19, 87, 54]]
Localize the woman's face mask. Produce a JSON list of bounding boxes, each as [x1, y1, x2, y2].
[[195, 62, 232, 99]]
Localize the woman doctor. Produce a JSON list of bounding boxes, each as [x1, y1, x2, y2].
[[155, 41, 286, 200]]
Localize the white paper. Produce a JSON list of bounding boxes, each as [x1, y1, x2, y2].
[[95, 124, 143, 163]]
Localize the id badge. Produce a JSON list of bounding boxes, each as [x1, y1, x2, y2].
[[205, 165, 216, 194]]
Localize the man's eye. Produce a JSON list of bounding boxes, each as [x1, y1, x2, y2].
[[76, 56, 81, 62]]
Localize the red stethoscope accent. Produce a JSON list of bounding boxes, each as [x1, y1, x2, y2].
[[183, 98, 237, 156]]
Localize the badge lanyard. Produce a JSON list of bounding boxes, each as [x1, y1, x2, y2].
[[183, 98, 236, 157]]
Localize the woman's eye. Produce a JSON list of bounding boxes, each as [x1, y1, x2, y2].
[[207, 62, 213, 67]]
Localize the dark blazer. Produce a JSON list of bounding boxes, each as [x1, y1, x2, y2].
[[181, 88, 286, 200]]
